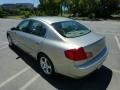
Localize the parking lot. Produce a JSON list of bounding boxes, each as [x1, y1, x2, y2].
[[0, 18, 120, 90]]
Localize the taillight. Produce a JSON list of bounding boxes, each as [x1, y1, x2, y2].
[[64, 47, 92, 61]]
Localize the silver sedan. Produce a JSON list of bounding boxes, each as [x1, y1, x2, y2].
[[7, 17, 108, 78]]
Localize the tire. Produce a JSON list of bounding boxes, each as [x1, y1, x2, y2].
[[38, 54, 54, 76], [7, 35, 13, 47]]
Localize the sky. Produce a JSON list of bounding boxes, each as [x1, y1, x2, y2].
[[0, 0, 40, 7]]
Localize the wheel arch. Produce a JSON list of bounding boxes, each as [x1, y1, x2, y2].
[[37, 52, 55, 73], [37, 52, 54, 66], [7, 32, 10, 37]]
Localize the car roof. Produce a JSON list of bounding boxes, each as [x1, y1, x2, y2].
[[28, 16, 72, 24]]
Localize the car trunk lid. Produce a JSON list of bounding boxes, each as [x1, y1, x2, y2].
[[66, 32, 106, 65]]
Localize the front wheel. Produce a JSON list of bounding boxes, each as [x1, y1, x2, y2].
[[38, 54, 54, 76]]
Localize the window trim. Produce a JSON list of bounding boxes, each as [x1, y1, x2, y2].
[[16, 19, 47, 38], [51, 21, 91, 38], [24, 19, 47, 37], [16, 20, 30, 32]]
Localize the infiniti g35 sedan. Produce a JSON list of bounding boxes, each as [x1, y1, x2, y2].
[[7, 17, 108, 78]]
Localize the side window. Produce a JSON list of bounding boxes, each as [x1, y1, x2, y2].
[[17, 20, 30, 32], [30, 20, 46, 37]]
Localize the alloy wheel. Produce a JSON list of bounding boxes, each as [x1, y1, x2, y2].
[[40, 56, 53, 75]]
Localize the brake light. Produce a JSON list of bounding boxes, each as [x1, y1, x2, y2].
[[64, 47, 92, 61]]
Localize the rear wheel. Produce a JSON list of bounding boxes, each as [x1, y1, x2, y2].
[[38, 54, 54, 76]]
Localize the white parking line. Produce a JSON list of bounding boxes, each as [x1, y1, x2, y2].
[[0, 67, 30, 88], [0, 45, 8, 50], [19, 74, 40, 90], [114, 35, 120, 50]]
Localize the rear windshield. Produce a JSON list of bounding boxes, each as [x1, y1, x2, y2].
[[52, 21, 91, 38]]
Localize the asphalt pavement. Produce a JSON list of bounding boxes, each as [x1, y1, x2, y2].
[[0, 18, 120, 90]]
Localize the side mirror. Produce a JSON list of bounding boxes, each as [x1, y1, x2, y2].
[[11, 27, 16, 31], [11, 27, 19, 31]]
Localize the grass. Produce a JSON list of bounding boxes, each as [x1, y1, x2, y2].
[[6, 16, 25, 19], [3, 14, 120, 21]]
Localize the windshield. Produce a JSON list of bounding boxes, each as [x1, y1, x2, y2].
[[52, 21, 91, 38]]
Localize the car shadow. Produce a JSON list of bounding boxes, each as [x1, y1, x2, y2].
[[10, 46, 112, 90]]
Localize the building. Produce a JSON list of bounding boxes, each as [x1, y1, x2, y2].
[[1, 3, 34, 10], [1, 4, 17, 10], [16, 3, 34, 9]]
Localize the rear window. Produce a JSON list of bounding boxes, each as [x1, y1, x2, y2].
[[52, 21, 91, 38]]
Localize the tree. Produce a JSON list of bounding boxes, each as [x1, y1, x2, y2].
[[38, 0, 60, 16], [0, 7, 7, 18], [38, 0, 120, 18], [0, 8, 3, 17]]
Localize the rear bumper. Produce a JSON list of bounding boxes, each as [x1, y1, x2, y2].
[[68, 48, 108, 78]]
